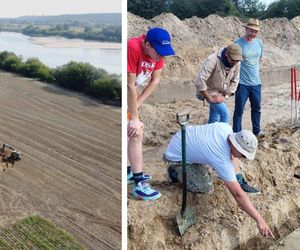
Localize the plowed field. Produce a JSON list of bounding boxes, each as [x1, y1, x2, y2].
[[0, 71, 121, 250]]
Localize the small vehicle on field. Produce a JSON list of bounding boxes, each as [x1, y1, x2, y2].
[[0, 144, 22, 170]]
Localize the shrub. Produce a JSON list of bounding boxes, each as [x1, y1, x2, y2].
[[1, 55, 23, 72], [0, 51, 15, 65], [21, 58, 44, 77], [87, 76, 121, 101], [53, 61, 108, 91], [37, 66, 55, 82], [0, 51, 120, 103]]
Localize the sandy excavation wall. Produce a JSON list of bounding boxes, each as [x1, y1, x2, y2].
[[128, 13, 300, 250], [145, 66, 297, 104], [128, 13, 300, 103], [128, 123, 300, 250]]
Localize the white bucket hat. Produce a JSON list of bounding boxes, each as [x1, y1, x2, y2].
[[229, 130, 258, 160]]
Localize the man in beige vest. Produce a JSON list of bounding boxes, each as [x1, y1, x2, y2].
[[195, 43, 242, 123], [195, 43, 261, 194]]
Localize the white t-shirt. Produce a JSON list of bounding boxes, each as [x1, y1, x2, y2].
[[165, 122, 236, 181]]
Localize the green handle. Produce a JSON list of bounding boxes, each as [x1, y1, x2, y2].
[[176, 112, 189, 215]]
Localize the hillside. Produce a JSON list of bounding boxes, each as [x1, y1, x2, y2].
[[0, 13, 122, 42], [0, 71, 121, 250], [129, 13, 300, 83], [0, 13, 121, 26], [128, 13, 300, 250]]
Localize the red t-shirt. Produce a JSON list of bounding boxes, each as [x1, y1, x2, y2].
[[127, 35, 164, 86]]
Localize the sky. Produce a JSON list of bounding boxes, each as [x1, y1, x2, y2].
[[0, 0, 121, 18], [261, 0, 278, 6]]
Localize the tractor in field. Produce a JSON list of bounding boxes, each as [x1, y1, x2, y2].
[[0, 144, 22, 170]]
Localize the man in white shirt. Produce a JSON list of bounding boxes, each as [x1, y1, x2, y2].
[[164, 122, 274, 238]]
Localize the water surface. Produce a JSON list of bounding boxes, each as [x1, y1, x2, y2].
[[0, 32, 121, 74]]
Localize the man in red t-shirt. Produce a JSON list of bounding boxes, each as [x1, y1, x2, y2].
[[127, 27, 175, 200]]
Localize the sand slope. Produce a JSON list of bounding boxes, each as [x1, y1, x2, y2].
[[128, 13, 300, 249]]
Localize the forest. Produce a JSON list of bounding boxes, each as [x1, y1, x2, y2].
[[128, 0, 300, 20], [0, 13, 121, 42]]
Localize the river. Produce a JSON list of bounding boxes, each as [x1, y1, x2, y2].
[[0, 32, 121, 74]]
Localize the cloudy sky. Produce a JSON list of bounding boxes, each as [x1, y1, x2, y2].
[[0, 0, 279, 18], [0, 0, 121, 18], [261, 0, 278, 6]]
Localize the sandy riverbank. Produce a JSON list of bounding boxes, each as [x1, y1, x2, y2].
[[30, 36, 121, 49]]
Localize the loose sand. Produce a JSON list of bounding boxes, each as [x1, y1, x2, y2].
[[30, 37, 121, 49], [128, 13, 300, 249]]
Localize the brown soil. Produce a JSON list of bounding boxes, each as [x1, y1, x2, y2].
[[128, 13, 300, 249], [0, 71, 121, 250]]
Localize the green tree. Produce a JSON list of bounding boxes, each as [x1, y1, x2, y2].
[[86, 77, 121, 101], [128, 0, 240, 20], [1, 54, 23, 72], [84, 26, 93, 32], [128, 0, 167, 19], [63, 23, 70, 30], [233, 0, 266, 17], [170, 0, 198, 19], [21, 58, 44, 77], [263, 0, 300, 19], [53, 62, 108, 91], [170, 0, 239, 19], [55, 24, 63, 31], [19, 58, 54, 82], [0, 51, 14, 64], [36, 66, 55, 82]]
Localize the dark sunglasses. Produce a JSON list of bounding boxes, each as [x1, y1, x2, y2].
[[228, 54, 239, 63]]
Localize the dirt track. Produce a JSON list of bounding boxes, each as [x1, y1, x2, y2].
[[0, 71, 121, 250]]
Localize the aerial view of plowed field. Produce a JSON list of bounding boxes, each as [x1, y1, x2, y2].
[[0, 70, 121, 250]]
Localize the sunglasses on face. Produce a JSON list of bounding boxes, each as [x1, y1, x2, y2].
[[228, 54, 239, 63]]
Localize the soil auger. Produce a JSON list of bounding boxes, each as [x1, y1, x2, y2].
[[0, 144, 22, 170]]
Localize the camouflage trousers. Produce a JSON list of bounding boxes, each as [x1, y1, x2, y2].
[[163, 155, 214, 194]]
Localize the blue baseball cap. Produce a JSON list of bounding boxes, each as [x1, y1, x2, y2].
[[145, 27, 175, 56]]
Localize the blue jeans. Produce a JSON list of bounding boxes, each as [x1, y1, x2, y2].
[[233, 84, 261, 135], [208, 102, 230, 124]]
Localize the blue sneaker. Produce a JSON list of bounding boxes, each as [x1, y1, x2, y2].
[[237, 175, 261, 194], [167, 166, 178, 183], [132, 181, 161, 201], [127, 172, 152, 184]]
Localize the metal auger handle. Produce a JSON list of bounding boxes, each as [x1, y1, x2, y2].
[[176, 112, 190, 126]]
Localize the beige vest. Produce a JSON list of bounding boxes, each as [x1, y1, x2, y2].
[[195, 48, 240, 97]]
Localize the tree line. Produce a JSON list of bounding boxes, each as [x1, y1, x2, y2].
[[21, 25, 121, 43], [128, 0, 300, 20], [0, 13, 121, 43], [0, 51, 121, 105], [0, 13, 121, 26]]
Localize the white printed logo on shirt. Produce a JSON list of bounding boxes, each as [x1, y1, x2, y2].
[[135, 61, 155, 86]]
